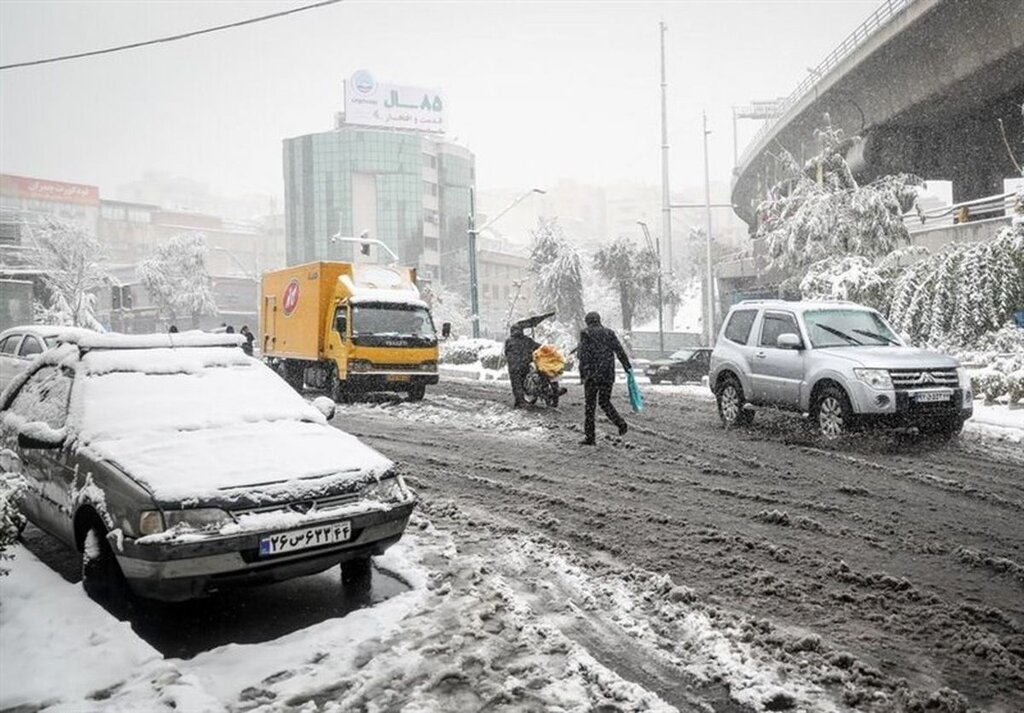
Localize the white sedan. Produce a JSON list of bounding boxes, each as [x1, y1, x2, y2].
[[0, 325, 95, 394]]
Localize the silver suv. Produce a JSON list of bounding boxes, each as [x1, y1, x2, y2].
[[709, 300, 973, 439]]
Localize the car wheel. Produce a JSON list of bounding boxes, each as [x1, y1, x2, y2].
[[82, 524, 129, 616], [407, 384, 426, 402], [716, 375, 753, 427], [341, 556, 373, 591], [814, 386, 854, 440], [672, 374, 685, 386]]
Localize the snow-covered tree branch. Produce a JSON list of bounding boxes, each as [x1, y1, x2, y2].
[[26, 217, 107, 330]]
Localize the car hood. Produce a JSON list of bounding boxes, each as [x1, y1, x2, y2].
[[85, 420, 394, 506], [813, 346, 960, 369]]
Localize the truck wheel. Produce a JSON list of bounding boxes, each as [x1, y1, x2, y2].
[[814, 386, 854, 440], [716, 375, 753, 427], [82, 524, 129, 616], [407, 384, 426, 401]]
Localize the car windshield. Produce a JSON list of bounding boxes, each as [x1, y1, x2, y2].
[[351, 303, 436, 338], [76, 347, 321, 440], [669, 349, 695, 360], [804, 309, 900, 348]]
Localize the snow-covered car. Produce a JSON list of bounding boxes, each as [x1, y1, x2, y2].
[[0, 331, 415, 603], [710, 300, 973, 439], [644, 348, 711, 385], [0, 325, 95, 394]]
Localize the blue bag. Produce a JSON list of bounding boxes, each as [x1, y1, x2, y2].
[[626, 369, 644, 413]]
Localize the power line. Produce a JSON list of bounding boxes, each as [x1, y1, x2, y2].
[[0, 0, 344, 71]]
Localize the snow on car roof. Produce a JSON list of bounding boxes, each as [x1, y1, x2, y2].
[[0, 325, 96, 340], [735, 300, 876, 312], [68, 330, 246, 350]]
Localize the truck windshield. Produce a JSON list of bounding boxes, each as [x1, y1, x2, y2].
[[804, 309, 900, 348], [351, 303, 436, 338]]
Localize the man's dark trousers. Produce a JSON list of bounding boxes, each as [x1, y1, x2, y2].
[[584, 379, 625, 442], [510, 365, 530, 406]]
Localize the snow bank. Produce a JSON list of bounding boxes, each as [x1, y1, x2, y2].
[[0, 544, 165, 710], [73, 331, 245, 350]]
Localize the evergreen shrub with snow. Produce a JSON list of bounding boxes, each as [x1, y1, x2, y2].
[[529, 218, 585, 330], [0, 474, 26, 575]]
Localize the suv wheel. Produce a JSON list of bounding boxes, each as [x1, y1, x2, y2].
[[717, 376, 753, 427], [814, 386, 853, 440]]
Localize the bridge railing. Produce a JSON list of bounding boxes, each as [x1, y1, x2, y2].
[[904, 191, 1018, 234], [737, 0, 917, 170]]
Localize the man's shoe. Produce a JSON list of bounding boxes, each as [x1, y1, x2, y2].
[[579, 438, 595, 446], [618, 422, 629, 436]]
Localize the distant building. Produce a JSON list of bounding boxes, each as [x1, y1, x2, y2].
[[282, 72, 474, 286]]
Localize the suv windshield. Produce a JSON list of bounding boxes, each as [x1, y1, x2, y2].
[[351, 303, 436, 338], [804, 309, 900, 348]]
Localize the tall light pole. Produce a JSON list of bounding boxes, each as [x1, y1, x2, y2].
[[637, 220, 664, 357], [659, 20, 674, 328], [467, 187, 545, 338], [702, 111, 715, 346]]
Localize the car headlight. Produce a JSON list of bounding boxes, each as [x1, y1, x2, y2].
[[164, 508, 233, 531], [360, 475, 412, 503], [853, 368, 893, 390]]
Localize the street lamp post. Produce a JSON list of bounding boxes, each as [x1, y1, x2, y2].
[[467, 187, 545, 338], [637, 220, 664, 357]]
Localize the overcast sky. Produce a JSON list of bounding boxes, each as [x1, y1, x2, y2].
[[1, 0, 876, 201]]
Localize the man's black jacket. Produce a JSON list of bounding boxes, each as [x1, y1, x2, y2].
[[578, 325, 631, 383], [504, 333, 540, 371]]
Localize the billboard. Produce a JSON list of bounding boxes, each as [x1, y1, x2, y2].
[[344, 70, 446, 133], [0, 173, 99, 205]]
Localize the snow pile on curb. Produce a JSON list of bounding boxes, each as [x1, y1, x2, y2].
[[340, 394, 548, 438]]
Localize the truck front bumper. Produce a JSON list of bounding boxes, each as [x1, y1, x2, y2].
[[847, 382, 972, 427], [116, 502, 414, 601], [344, 373, 439, 392]]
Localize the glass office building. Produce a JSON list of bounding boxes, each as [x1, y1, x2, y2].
[[283, 124, 474, 283]]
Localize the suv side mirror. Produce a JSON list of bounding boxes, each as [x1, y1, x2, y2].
[[777, 333, 803, 350]]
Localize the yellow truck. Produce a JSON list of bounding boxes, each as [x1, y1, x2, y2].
[[260, 261, 439, 401]]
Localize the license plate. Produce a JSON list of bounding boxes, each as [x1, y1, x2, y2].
[[387, 374, 411, 382], [259, 521, 351, 557], [915, 390, 951, 403]]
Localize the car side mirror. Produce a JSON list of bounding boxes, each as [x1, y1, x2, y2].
[[777, 333, 803, 350], [441, 322, 452, 339], [18, 431, 63, 450], [311, 396, 337, 421]]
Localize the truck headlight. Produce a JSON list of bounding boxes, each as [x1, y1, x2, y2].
[[164, 508, 232, 531], [349, 359, 371, 372], [139, 510, 165, 535], [361, 475, 412, 503], [853, 368, 893, 390]]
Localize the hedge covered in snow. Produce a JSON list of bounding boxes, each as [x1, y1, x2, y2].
[[0, 474, 26, 575]]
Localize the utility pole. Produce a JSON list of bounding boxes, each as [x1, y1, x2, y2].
[[467, 187, 481, 338], [659, 20, 674, 329], [702, 111, 715, 346], [638, 221, 664, 356]]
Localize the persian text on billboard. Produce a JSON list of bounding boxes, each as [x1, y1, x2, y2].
[[344, 71, 445, 133], [0, 174, 99, 206]]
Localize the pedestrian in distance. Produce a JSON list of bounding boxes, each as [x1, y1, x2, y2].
[[239, 325, 255, 357], [504, 324, 540, 409], [168, 325, 179, 333], [577, 311, 631, 445], [225, 325, 235, 334]]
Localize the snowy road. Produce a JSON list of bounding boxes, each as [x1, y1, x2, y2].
[[336, 378, 1024, 711]]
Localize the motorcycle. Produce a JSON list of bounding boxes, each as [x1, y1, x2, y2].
[[523, 343, 567, 408]]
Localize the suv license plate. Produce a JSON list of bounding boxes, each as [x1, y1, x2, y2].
[[259, 521, 351, 557], [915, 390, 951, 403]]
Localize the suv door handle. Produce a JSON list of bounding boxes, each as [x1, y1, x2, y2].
[[755, 351, 767, 359]]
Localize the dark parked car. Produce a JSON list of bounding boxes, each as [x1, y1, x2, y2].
[[0, 332, 415, 603], [644, 348, 712, 385]]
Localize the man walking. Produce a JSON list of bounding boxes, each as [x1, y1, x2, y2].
[[504, 324, 540, 408], [577, 311, 631, 445]]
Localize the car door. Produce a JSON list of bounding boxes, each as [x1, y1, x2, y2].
[[3, 364, 75, 544], [751, 311, 805, 408]]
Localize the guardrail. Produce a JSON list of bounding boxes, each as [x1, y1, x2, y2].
[[904, 191, 1017, 233], [736, 0, 918, 170]]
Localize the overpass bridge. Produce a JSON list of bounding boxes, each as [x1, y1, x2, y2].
[[731, 0, 1024, 227]]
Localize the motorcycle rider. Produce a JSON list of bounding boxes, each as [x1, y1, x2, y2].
[[504, 324, 540, 408]]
